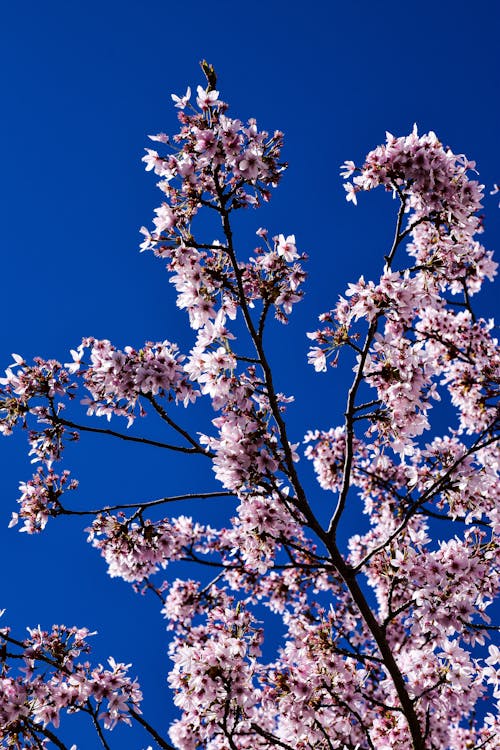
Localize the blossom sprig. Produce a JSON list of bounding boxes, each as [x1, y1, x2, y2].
[[310, 129, 497, 457], [0, 622, 142, 745], [139, 80, 287, 257], [87, 512, 218, 583], [0, 340, 205, 489], [68, 337, 199, 424], [0, 355, 76, 437], [9, 467, 78, 534], [342, 125, 484, 229]]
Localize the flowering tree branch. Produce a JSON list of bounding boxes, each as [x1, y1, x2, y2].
[[1, 65, 499, 749]]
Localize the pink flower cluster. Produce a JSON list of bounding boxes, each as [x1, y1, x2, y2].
[[139, 83, 306, 331], [406, 220, 497, 295], [342, 125, 483, 226], [304, 427, 351, 492], [221, 489, 306, 574], [0, 622, 142, 745], [416, 309, 500, 434], [0, 354, 75, 437], [140, 87, 285, 247], [239, 233, 306, 324], [9, 467, 78, 534], [87, 513, 216, 583], [69, 337, 198, 423], [168, 599, 263, 749]]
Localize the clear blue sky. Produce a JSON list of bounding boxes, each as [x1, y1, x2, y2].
[[1, 1, 499, 747]]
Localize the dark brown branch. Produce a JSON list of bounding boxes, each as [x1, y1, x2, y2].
[[327, 318, 379, 538], [329, 552, 426, 750], [250, 723, 296, 750], [86, 700, 112, 750], [353, 398, 381, 412], [354, 429, 499, 572], [59, 491, 235, 517], [326, 695, 376, 750], [462, 278, 477, 322], [384, 189, 408, 266], [129, 708, 177, 750], [26, 721, 70, 750], [416, 506, 490, 528], [55, 415, 203, 454], [258, 299, 272, 342], [313, 718, 336, 750], [144, 393, 214, 456], [214, 181, 325, 544]]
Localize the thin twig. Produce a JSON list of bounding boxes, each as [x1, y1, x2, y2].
[[86, 701, 112, 750], [129, 708, 177, 750], [59, 491, 235, 517], [145, 393, 213, 456], [26, 721, 70, 750], [354, 428, 499, 572], [55, 415, 201, 454]]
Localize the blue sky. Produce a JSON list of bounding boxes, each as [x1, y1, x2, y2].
[[1, 1, 499, 747]]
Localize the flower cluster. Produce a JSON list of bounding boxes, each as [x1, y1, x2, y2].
[[139, 83, 306, 331], [416, 309, 500, 434], [140, 84, 285, 248], [9, 467, 78, 534], [168, 600, 263, 749], [406, 220, 497, 295], [0, 622, 142, 746], [221, 489, 306, 574], [0, 355, 75, 438], [304, 427, 350, 492], [190, 346, 294, 492], [69, 337, 198, 423], [406, 436, 500, 526], [342, 125, 483, 226], [87, 513, 217, 583], [310, 127, 497, 457]]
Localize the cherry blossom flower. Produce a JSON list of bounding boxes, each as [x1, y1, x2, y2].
[[195, 84, 220, 110], [171, 86, 191, 109]]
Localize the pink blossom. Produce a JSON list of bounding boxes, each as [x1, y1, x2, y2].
[[343, 181, 358, 204], [171, 86, 191, 109], [276, 233, 299, 261], [195, 85, 220, 110]]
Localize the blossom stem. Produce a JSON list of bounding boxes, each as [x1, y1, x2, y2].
[[59, 491, 235, 516], [144, 393, 214, 455], [129, 708, 177, 750], [86, 700, 112, 750], [54, 415, 204, 454], [26, 721, 69, 750]]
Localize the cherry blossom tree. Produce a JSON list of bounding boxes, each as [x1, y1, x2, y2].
[[1, 62, 499, 750]]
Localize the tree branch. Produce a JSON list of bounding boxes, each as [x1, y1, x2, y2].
[[144, 393, 214, 456], [55, 415, 204, 454], [129, 708, 177, 750], [59, 490, 235, 517]]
